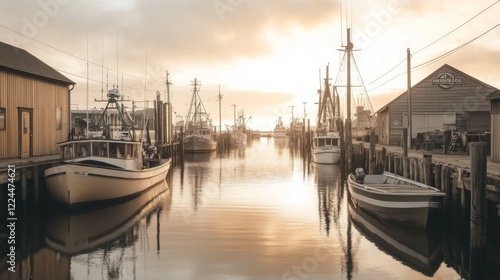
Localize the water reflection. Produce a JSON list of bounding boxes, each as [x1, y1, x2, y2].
[[45, 180, 170, 255], [348, 202, 443, 277]]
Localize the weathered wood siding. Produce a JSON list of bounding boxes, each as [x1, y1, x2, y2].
[[0, 69, 70, 158], [375, 108, 390, 145], [491, 100, 500, 162], [384, 65, 494, 146]]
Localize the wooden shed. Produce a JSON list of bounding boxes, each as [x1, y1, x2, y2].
[[486, 90, 500, 162], [375, 64, 497, 146], [0, 41, 74, 159]]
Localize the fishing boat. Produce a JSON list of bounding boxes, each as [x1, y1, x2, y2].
[[348, 202, 443, 277], [230, 109, 249, 147], [184, 78, 217, 152], [347, 168, 446, 228], [312, 65, 341, 164], [273, 116, 287, 138], [44, 87, 171, 207]]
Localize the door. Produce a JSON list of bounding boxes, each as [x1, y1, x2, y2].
[[19, 109, 32, 158]]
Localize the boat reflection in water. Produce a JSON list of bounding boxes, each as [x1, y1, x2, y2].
[[348, 202, 443, 277], [45, 179, 171, 256], [184, 150, 216, 162]]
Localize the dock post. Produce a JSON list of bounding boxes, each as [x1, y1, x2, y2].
[[369, 131, 376, 175], [469, 142, 487, 280], [394, 156, 402, 176], [402, 157, 410, 178], [441, 165, 451, 212], [423, 154, 432, 186], [409, 157, 415, 180], [434, 163, 442, 189], [402, 128, 408, 158], [381, 147, 386, 172]]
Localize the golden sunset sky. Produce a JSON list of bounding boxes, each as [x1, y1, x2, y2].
[[1, 0, 499, 130]]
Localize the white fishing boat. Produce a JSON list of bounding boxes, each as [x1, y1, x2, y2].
[[230, 109, 249, 147], [184, 78, 217, 152], [44, 87, 171, 207], [273, 116, 287, 138], [347, 168, 446, 228], [312, 65, 341, 164]]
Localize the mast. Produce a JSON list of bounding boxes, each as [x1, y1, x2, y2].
[[218, 85, 222, 135], [166, 71, 172, 143], [407, 48, 412, 148], [346, 28, 353, 173]]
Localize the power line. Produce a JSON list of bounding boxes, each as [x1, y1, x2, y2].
[[366, 0, 499, 86]]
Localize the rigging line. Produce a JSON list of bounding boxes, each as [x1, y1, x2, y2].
[[413, 23, 500, 70], [367, 57, 406, 85], [413, 0, 500, 55], [0, 24, 166, 85]]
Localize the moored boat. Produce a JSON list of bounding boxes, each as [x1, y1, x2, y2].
[[273, 116, 287, 138], [347, 169, 446, 228], [44, 87, 171, 207], [312, 64, 341, 164], [184, 78, 217, 152]]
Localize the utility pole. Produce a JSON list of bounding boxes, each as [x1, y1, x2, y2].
[[407, 48, 412, 149], [166, 70, 172, 143], [302, 102, 307, 118], [289, 105, 295, 121], [218, 85, 223, 135], [231, 104, 237, 127]]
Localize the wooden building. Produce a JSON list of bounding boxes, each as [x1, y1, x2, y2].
[[487, 90, 500, 162], [375, 64, 497, 146], [0, 41, 74, 159]]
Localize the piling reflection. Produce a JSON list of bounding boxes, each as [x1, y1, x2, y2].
[[315, 164, 341, 237], [348, 202, 443, 277]]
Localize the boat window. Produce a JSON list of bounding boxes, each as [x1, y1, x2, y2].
[[125, 144, 134, 159], [332, 139, 338, 146], [92, 141, 108, 157], [75, 142, 91, 158], [61, 144, 74, 160], [109, 142, 125, 159], [326, 138, 331, 146], [318, 138, 325, 147]]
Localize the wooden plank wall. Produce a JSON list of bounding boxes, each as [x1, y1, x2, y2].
[[0, 70, 70, 158], [386, 65, 493, 146]]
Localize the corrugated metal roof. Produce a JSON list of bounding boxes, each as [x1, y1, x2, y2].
[[0, 41, 74, 85]]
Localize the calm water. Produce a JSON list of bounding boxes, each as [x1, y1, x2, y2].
[[3, 137, 498, 279]]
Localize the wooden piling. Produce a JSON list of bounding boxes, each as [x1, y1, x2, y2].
[[21, 168, 27, 208], [469, 142, 487, 279], [394, 156, 402, 176], [423, 154, 432, 186], [441, 165, 451, 211], [434, 163, 442, 189], [369, 131, 376, 175], [381, 147, 386, 173], [402, 128, 408, 158], [403, 157, 410, 178]]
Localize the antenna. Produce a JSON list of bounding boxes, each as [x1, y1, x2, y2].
[[86, 35, 89, 138]]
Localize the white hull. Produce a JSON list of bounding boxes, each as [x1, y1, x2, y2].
[[44, 159, 171, 206], [273, 129, 287, 138], [312, 146, 341, 164], [184, 135, 217, 152]]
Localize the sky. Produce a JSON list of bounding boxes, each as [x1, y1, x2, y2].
[[1, 0, 500, 131]]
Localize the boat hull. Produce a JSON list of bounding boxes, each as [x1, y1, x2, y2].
[[312, 146, 341, 164], [184, 136, 217, 152], [347, 173, 445, 228], [44, 159, 171, 207]]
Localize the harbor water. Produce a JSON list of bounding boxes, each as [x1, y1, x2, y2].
[[3, 137, 499, 279]]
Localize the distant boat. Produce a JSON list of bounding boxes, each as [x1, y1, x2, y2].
[[230, 109, 249, 147], [347, 169, 446, 228], [184, 78, 217, 153], [273, 117, 287, 138], [312, 64, 341, 164], [289, 117, 303, 142], [44, 87, 171, 207], [251, 130, 261, 138]]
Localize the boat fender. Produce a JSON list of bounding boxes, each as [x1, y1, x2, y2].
[[355, 168, 365, 184]]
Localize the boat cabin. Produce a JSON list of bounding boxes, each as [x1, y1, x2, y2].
[[58, 140, 143, 170], [313, 132, 340, 148]]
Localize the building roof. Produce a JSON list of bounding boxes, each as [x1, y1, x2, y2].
[[375, 63, 498, 114], [0, 41, 74, 85], [486, 90, 500, 100]]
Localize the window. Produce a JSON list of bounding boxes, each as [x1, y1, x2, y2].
[[56, 107, 62, 130], [0, 108, 5, 130]]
